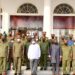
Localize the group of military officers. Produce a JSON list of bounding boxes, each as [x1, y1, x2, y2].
[[0, 31, 75, 75]]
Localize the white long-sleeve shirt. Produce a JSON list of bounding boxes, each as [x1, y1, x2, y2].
[[27, 43, 41, 60]]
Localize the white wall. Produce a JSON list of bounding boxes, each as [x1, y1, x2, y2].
[[1, 0, 75, 15], [1, 0, 44, 15], [1, 0, 75, 35], [51, 0, 75, 38], [0, 0, 44, 34], [51, 0, 75, 13]]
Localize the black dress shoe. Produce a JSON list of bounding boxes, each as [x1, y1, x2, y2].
[[67, 74, 70, 75], [19, 73, 22, 75], [43, 68, 47, 70], [26, 67, 30, 70], [15, 73, 17, 75], [40, 67, 43, 70], [31, 74, 37, 75]]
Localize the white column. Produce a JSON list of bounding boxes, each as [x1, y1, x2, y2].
[[1, 12, 10, 34], [43, 0, 53, 39], [73, 29, 75, 39]]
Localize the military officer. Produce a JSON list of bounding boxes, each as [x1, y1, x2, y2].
[[21, 34, 26, 44], [21, 34, 27, 66], [59, 35, 65, 46], [67, 34, 74, 46], [40, 32, 49, 70], [8, 36, 14, 70], [7, 31, 12, 43], [0, 33, 2, 39], [3, 32, 7, 39], [71, 43, 75, 75], [13, 35, 24, 75], [24, 34, 31, 70], [0, 35, 9, 75], [67, 34, 74, 72], [61, 39, 72, 75]]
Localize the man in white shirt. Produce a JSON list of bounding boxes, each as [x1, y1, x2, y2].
[[27, 39, 41, 75]]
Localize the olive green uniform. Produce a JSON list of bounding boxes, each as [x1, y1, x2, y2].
[[7, 36, 14, 70], [40, 38, 49, 70], [59, 40, 65, 46], [61, 45, 72, 74], [24, 40, 30, 69], [71, 46, 75, 73], [0, 41, 8, 74], [13, 42, 24, 74], [21, 38, 27, 66]]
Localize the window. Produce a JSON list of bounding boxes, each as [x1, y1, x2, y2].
[[17, 3, 38, 13], [54, 4, 74, 14]]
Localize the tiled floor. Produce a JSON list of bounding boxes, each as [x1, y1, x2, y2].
[[7, 66, 73, 75]]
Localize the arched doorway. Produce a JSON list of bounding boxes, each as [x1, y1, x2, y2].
[[10, 3, 43, 37], [17, 3, 38, 13], [53, 3, 74, 37]]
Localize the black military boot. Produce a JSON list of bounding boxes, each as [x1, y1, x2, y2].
[[67, 74, 70, 75], [31, 74, 33, 75], [63, 74, 67, 75], [26, 67, 30, 70], [43, 67, 47, 70], [15, 73, 17, 75], [40, 67, 43, 70], [19, 73, 21, 75]]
